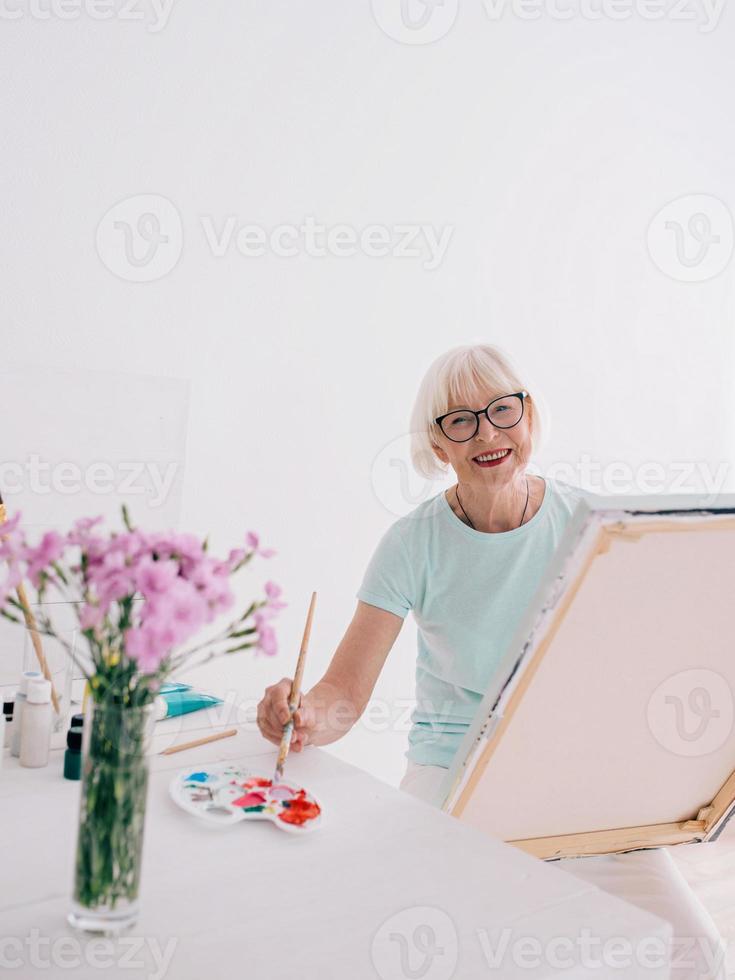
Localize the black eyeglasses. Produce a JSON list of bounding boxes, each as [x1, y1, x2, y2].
[[434, 391, 529, 443]]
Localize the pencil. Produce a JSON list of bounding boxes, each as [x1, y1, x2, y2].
[[272, 591, 316, 785], [0, 492, 61, 714], [160, 728, 237, 755]]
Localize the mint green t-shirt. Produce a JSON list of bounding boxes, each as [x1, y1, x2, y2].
[[356, 476, 589, 769]]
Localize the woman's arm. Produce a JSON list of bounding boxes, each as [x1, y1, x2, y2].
[[256, 599, 404, 750]]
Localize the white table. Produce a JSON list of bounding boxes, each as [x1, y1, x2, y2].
[[1, 703, 673, 979]]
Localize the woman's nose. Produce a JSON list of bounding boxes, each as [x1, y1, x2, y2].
[[476, 413, 499, 441]]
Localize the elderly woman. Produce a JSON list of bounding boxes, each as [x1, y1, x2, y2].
[[257, 343, 726, 979]]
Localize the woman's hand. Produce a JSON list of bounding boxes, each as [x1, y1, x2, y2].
[[256, 677, 316, 752]]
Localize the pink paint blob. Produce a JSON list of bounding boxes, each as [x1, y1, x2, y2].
[[232, 791, 267, 807]]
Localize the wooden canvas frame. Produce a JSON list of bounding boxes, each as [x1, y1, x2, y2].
[[438, 489, 735, 860]]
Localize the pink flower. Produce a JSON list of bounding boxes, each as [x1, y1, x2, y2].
[[135, 556, 179, 595], [79, 603, 105, 631], [245, 531, 276, 559], [25, 531, 65, 587], [202, 574, 235, 617], [0, 511, 23, 555], [0, 508, 284, 676], [95, 568, 137, 607], [143, 578, 208, 648], [253, 611, 278, 656], [0, 563, 22, 605], [264, 580, 286, 606], [226, 547, 247, 569], [125, 622, 178, 673], [165, 532, 205, 565], [66, 516, 104, 547]]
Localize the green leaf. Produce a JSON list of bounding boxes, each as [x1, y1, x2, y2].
[[121, 504, 134, 532], [223, 641, 256, 654]]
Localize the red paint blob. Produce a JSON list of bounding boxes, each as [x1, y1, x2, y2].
[[242, 777, 273, 789], [278, 789, 321, 826]]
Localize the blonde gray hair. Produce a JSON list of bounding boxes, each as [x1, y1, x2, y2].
[[409, 344, 547, 480]]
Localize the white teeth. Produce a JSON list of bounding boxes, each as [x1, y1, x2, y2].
[[474, 449, 510, 462]]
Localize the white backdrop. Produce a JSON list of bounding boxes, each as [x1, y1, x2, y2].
[[2, 0, 734, 788]]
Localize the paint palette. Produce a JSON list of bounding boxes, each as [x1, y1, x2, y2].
[[169, 763, 323, 834]]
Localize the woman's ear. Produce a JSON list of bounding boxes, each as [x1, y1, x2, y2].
[[432, 442, 449, 465]]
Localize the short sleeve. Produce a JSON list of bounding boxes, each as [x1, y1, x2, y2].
[[356, 523, 415, 619]]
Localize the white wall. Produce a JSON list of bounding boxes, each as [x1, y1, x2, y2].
[[2, 0, 734, 788]]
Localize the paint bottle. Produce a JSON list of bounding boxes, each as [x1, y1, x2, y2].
[[3, 695, 14, 749], [10, 670, 43, 758], [63, 726, 83, 781], [154, 690, 222, 720], [19, 677, 53, 769]]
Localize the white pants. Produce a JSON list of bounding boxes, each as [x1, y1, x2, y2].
[[399, 760, 728, 980]]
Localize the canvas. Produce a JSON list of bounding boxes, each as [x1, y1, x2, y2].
[[439, 489, 735, 860]]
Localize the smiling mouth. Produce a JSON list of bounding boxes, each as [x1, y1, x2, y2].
[[472, 449, 512, 467]]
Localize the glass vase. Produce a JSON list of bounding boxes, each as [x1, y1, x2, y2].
[[67, 699, 156, 934]]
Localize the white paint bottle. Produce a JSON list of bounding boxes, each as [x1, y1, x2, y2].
[[19, 677, 53, 769], [10, 670, 43, 758]]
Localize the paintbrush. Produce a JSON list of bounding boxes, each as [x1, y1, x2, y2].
[[0, 491, 61, 714], [272, 591, 316, 785]]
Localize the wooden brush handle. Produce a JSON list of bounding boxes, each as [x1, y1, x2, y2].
[[0, 501, 61, 714]]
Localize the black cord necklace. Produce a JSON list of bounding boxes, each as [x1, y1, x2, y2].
[[455, 476, 530, 531]]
